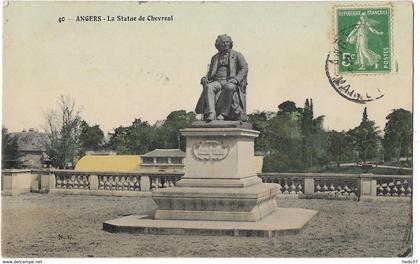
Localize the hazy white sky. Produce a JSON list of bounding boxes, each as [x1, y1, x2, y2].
[[3, 1, 413, 133]]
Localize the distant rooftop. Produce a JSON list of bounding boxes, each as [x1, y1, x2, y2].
[[8, 130, 46, 152], [142, 149, 185, 158]]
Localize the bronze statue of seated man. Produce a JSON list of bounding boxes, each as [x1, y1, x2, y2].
[[195, 34, 248, 122]]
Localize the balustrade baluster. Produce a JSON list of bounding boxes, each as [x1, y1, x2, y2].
[[106, 177, 111, 190], [329, 184, 335, 194], [392, 184, 399, 196], [377, 184, 384, 196], [315, 183, 321, 193], [283, 181, 289, 194], [124, 177, 129, 190], [290, 181, 296, 194], [343, 185, 350, 195], [150, 177, 156, 190], [134, 177, 140, 191], [112, 177, 117, 190], [297, 183, 303, 194], [76, 175, 83, 189], [169, 178, 175, 187], [278, 183, 283, 194], [399, 185, 406, 197], [385, 184, 391, 196], [77, 175, 81, 189], [69, 175, 75, 189], [322, 183, 328, 193], [406, 186, 412, 197], [336, 185, 343, 195], [115, 176, 121, 190], [56, 176, 62, 188], [98, 176, 104, 190]]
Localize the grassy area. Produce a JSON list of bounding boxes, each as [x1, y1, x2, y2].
[[1, 193, 412, 257]]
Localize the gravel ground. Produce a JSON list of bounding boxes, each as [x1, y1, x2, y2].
[[1, 193, 412, 258]]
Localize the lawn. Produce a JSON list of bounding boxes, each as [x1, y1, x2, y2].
[[1, 193, 412, 258]]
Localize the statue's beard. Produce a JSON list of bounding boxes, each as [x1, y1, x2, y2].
[[219, 47, 230, 53]]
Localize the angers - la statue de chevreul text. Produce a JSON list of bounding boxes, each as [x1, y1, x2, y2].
[[75, 15, 174, 22]]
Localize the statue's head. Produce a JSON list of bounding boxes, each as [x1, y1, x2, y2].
[[360, 12, 367, 22], [215, 34, 233, 53]]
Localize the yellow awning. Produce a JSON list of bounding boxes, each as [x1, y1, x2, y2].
[[74, 155, 140, 172]]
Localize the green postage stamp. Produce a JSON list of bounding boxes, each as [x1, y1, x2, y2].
[[336, 7, 391, 74]]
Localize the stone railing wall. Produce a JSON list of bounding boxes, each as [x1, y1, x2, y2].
[[2, 169, 412, 199], [259, 173, 412, 198], [1, 169, 183, 196], [375, 175, 412, 197], [50, 170, 183, 196]]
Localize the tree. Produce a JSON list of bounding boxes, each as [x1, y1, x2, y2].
[[262, 112, 304, 172], [247, 111, 274, 151], [108, 110, 196, 154], [348, 107, 382, 162], [326, 130, 355, 165], [299, 98, 327, 169], [278, 101, 300, 114], [42, 95, 82, 169], [159, 110, 196, 151], [107, 126, 132, 154], [383, 109, 412, 163], [108, 118, 157, 154], [79, 121, 105, 155], [2, 128, 24, 169]]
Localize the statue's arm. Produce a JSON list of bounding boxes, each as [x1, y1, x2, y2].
[[234, 52, 248, 83], [346, 23, 359, 42], [206, 55, 218, 81], [368, 26, 383, 35]]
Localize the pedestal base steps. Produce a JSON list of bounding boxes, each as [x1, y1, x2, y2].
[[103, 208, 318, 238], [152, 178, 279, 222]]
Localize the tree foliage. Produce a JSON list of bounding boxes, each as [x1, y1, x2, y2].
[[348, 107, 382, 162], [107, 118, 156, 154], [383, 109, 412, 162], [38, 96, 412, 172], [158, 110, 196, 151], [248, 99, 327, 172], [107, 110, 196, 154], [326, 130, 355, 165], [42, 95, 82, 169], [79, 121, 105, 155], [2, 128, 25, 169]]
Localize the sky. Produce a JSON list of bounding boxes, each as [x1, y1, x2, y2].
[[3, 1, 413, 134]]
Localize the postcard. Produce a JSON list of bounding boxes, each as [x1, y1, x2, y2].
[[1, 1, 414, 261]]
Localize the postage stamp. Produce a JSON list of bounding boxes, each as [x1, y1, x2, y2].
[[335, 7, 391, 74]]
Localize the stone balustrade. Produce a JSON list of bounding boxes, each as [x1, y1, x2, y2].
[[259, 173, 412, 198], [2, 169, 412, 199], [375, 175, 412, 197], [2, 169, 184, 196]]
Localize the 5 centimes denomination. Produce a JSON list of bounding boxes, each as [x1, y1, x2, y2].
[[336, 7, 391, 74]]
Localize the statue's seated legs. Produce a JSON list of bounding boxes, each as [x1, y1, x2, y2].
[[204, 81, 238, 121]]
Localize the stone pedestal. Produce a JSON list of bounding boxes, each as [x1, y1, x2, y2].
[[104, 121, 317, 237], [152, 121, 279, 222]]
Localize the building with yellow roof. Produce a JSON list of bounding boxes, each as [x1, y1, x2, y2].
[[74, 155, 140, 172]]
